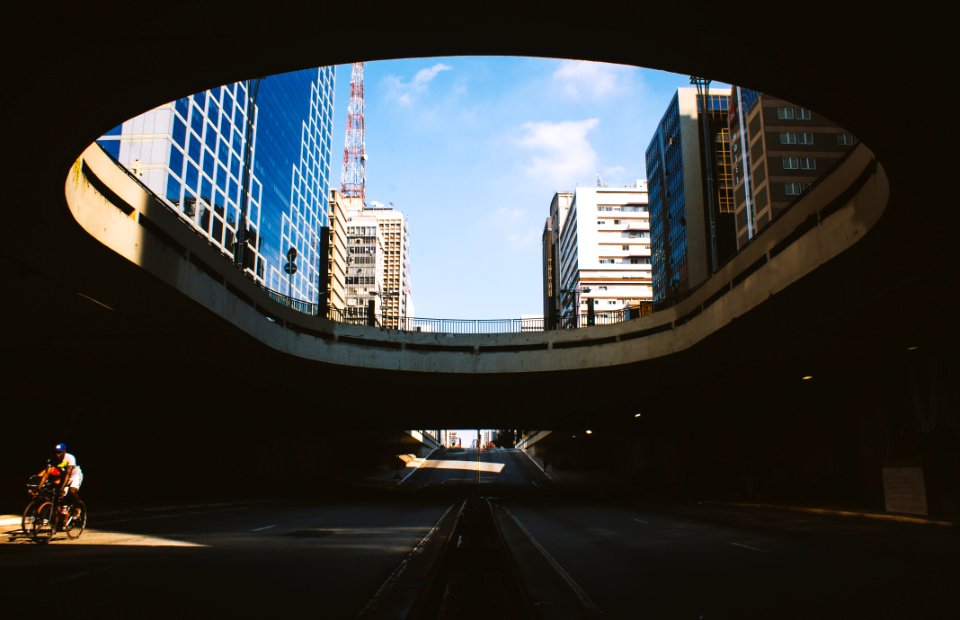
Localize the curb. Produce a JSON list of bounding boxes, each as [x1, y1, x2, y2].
[[716, 502, 956, 527], [518, 447, 552, 480]]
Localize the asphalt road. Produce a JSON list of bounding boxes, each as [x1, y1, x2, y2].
[[2, 448, 958, 618], [0, 497, 450, 618]]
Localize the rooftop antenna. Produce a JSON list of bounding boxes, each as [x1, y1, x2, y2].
[[341, 62, 366, 204]]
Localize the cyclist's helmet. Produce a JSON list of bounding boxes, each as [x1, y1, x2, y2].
[[54, 443, 67, 453]]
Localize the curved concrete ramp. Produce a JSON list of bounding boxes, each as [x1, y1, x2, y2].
[[67, 143, 886, 374]]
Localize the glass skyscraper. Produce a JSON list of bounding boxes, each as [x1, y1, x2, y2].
[[98, 67, 335, 303], [646, 87, 733, 305]]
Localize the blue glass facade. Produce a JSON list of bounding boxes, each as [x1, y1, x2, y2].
[[740, 87, 761, 114], [647, 89, 733, 304], [97, 67, 335, 303], [647, 92, 687, 305], [254, 68, 335, 301]]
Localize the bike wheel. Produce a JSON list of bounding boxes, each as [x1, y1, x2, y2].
[[21, 500, 37, 533], [64, 500, 87, 539], [31, 501, 55, 543]]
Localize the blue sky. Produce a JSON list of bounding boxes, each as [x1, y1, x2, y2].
[[330, 57, 697, 320]]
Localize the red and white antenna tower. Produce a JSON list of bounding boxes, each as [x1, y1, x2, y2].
[[340, 62, 367, 204]]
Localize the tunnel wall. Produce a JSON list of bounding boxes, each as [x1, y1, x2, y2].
[[533, 348, 960, 516]]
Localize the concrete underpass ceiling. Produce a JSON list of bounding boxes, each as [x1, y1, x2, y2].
[[1, 2, 958, 433]]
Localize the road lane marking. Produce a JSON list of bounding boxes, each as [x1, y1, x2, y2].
[[51, 561, 127, 583], [500, 506, 603, 615], [633, 518, 649, 524], [251, 524, 276, 532], [96, 505, 252, 525], [729, 542, 767, 553]]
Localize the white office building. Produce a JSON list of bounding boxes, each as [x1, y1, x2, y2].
[[555, 182, 652, 327]]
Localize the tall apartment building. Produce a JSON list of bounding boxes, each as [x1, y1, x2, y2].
[[551, 183, 652, 328], [97, 67, 336, 303], [343, 199, 384, 324], [367, 204, 411, 329], [541, 215, 555, 327], [645, 87, 735, 305], [320, 189, 350, 319], [334, 198, 412, 328], [729, 90, 858, 247], [542, 192, 573, 329]]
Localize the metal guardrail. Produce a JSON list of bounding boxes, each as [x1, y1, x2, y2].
[[263, 289, 649, 335], [94, 144, 651, 336]]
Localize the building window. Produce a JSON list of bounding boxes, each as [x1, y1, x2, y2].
[[598, 285, 608, 291], [784, 182, 810, 196], [622, 245, 630, 250], [776, 107, 795, 120], [613, 219, 621, 224], [837, 132, 857, 145], [799, 132, 814, 145], [779, 132, 798, 145], [800, 157, 816, 170], [599, 259, 615, 264], [797, 108, 812, 120], [782, 157, 799, 170]]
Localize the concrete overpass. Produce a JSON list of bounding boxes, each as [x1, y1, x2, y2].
[[1, 2, 957, 510]]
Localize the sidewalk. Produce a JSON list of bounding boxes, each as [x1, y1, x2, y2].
[[708, 500, 956, 527], [518, 447, 957, 527]]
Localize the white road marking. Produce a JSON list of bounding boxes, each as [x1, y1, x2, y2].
[[251, 524, 276, 532], [97, 505, 252, 525], [51, 561, 127, 583], [729, 542, 767, 553], [633, 518, 649, 524], [499, 506, 603, 615]]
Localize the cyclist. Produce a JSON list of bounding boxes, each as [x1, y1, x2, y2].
[[36, 443, 83, 507]]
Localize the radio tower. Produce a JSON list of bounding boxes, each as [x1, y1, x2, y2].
[[340, 62, 367, 204]]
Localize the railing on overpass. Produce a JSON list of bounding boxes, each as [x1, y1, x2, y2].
[[94, 141, 855, 336], [263, 288, 649, 334]]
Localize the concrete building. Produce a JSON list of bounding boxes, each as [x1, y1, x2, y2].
[[729, 90, 859, 248], [543, 192, 574, 329], [97, 68, 336, 303], [646, 87, 736, 305], [342, 198, 383, 324], [367, 204, 412, 329], [554, 183, 652, 328], [334, 198, 412, 327], [321, 189, 350, 319], [541, 215, 556, 327]]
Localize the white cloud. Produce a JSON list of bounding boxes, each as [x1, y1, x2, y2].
[[506, 227, 541, 249], [494, 207, 526, 223], [385, 63, 453, 106], [553, 60, 625, 100], [517, 119, 599, 187]]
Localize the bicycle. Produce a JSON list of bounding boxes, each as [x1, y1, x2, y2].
[[21, 475, 54, 534], [25, 476, 87, 543]]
